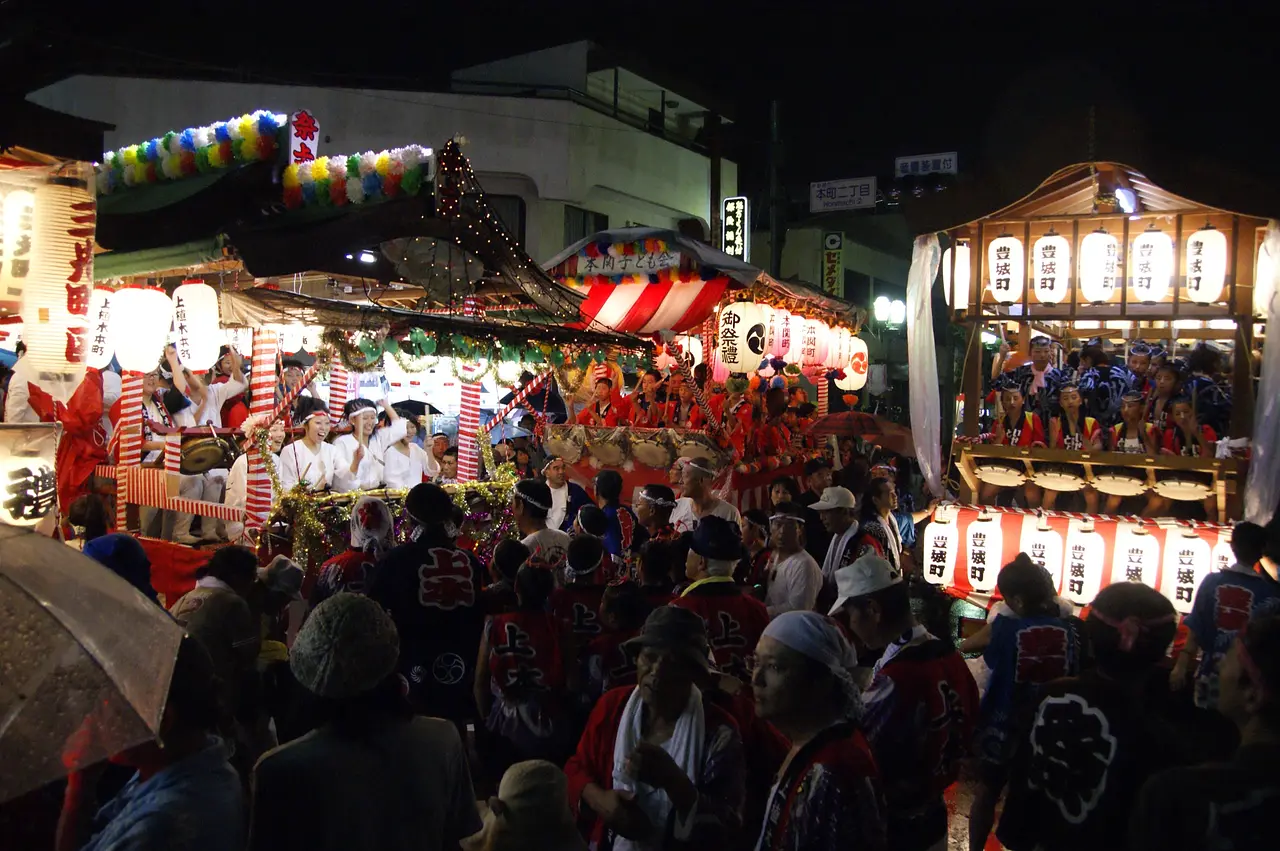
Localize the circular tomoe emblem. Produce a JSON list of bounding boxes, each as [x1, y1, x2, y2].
[[746, 322, 766, 355], [432, 653, 467, 685]]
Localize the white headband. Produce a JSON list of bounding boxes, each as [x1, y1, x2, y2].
[[681, 459, 715, 477], [514, 487, 551, 512], [769, 513, 802, 525], [565, 550, 604, 579], [637, 491, 677, 508]]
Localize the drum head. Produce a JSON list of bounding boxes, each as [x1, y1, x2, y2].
[[678, 441, 718, 464], [1032, 464, 1085, 492], [632, 439, 673, 469], [543, 437, 582, 463], [181, 439, 226, 474], [587, 437, 627, 467], [1154, 477, 1213, 501], [1092, 469, 1148, 497], [975, 463, 1026, 487]]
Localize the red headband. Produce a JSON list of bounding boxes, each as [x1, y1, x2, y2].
[[1089, 609, 1177, 652]]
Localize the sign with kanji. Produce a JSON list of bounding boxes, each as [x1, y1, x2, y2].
[[965, 517, 1002, 593], [895, 152, 958, 176], [809, 177, 876, 213], [0, 186, 36, 314], [579, 249, 681, 276], [1063, 520, 1106, 606], [922, 520, 958, 587], [290, 110, 320, 166], [722, 196, 749, 262], [1021, 520, 1066, 595], [822, 232, 844, 296], [1161, 532, 1211, 614], [1109, 523, 1161, 587]]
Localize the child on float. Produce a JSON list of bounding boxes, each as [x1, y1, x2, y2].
[[981, 386, 1045, 509], [1151, 395, 1219, 521], [1104, 391, 1162, 516], [1144, 359, 1183, 432], [1043, 383, 1101, 513]]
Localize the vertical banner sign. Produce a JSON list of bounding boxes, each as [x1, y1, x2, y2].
[[1161, 531, 1212, 615], [1063, 520, 1106, 606], [721, 196, 749, 262], [290, 110, 320, 165], [922, 521, 958, 587], [965, 516, 1002, 594], [822, 232, 844, 296], [85, 287, 114, 369]]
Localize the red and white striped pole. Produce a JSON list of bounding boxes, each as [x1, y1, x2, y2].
[[328, 350, 349, 427], [114, 371, 144, 532], [242, 330, 278, 540], [816, 376, 829, 417], [456, 298, 484, 483]]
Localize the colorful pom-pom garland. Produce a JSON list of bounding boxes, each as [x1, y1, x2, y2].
[[95, 110, 286, 195], [577, 238, 670, 259], [281, 146, 435, 210]]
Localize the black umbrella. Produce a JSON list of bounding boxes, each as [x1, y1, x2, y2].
[[391, 400, 442, 417]]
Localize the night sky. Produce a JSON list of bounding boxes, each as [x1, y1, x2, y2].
[[4, 2, 1279, 208]]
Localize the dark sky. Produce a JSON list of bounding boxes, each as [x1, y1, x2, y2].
[[5, 1, 1279, 203]]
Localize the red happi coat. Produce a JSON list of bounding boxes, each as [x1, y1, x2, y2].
[[583, 628, 639, 699], [995, 411, 1045, 447], [629, 395, 667, 428], [550, 584, 607, 640], [669, 399, 706, 430], [669, 578, 770, 680], [577, 401, 624, 428], [487, 611, 564, 700]]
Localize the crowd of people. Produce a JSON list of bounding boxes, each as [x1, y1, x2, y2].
[[982, 336, 1235, 518], [17, 443, 1278, 851]]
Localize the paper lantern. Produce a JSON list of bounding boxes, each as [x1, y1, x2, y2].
[[272, 323, 305, 355], [837, 335, 869, 391], [171, 281, 221, 370], [1020, 520, 1064, 594], [986, 235, 1024, 304], [1160, 531, 1211, 615], [1032, 233, 1070, 304], [299, 325, 324, 353], [675, 333, 703, 366], [941, 242, 971, 307], [16, 178, 95, 382], [1256, 240, 1276, 318], [965, 516, 1002, 594], [774, 309, 795, 361], [921, 521, 958, 587], [0, 424, 59, 527], [225, 327, 253, 355], [1130, 229, 1173, 303], [110, 287, 174, 372], [1079, 230, 1120, 303], [759, 304, 776, 355], [1211, 529, 1234, 575], [1109, 523, 1161, 587], [0, 187, 36, 315], [1063, 521, 1105, 605], [835, 327, 851, 367], [1184, 227, 1227, 304], [822, 325, 843, 368], [711, 351, 729, 383], [717, 301, 764, 371], [84, 288, 113, 370], [0, 321, 22, 354], [798, 318, 826, 366]]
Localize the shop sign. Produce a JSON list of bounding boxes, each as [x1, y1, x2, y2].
[[895, 151, 958, 176], [821, 232, 843, 296], [722, 196, 749, 262], [809, 177, 876, 213], [578, 250, 681, 275]]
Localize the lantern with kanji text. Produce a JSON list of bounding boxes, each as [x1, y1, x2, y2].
[[85, 287, 113, 370], [171, 280, 221, 370], [1032, 232, 1070, 304], [1160, 530, 1211, 615], [717, 301, 764, 372], [986, 235, 1024, 304], [1063, 520, 1105, 606], [837, 334, 869, 391], [1184, 226, 1227, 305], [921, 519, 958, 587], [965, 514, 1002, 594], [1079, 229, 1120, 304], [1130, 227, 1173, 303]]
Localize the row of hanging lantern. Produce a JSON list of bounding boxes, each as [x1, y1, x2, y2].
[[940, 224, 1239, 308], [716, 300, 869, 390]]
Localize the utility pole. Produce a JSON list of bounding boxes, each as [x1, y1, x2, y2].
[[768, 99, 784, 278], [708, 113, 722, 248]]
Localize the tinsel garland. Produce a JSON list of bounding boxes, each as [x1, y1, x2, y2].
[[323, 328, 386, 372], [449, 356, 496, 384], [389, 346, 440, 373]]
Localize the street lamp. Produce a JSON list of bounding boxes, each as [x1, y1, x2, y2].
[[874, 296, 906, 327]]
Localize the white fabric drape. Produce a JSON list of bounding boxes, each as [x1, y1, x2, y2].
[[906, 234, 944, 497], [1245, 221, 1280, 525]]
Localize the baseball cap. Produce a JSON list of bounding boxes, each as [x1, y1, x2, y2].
[[803, 458, 832, 477], [258, 555, 304, 601], [828, 553, 903, 616], [810, 486, 856, 511], [689, 515, 742, 561]]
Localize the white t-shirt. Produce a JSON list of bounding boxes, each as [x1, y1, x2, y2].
[[670, 496, 741, 534], [521, 527, 571, 572], [547, 483, 570, 531], [765, 549, 823, 617]]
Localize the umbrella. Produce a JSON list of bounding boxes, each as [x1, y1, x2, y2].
[[489, 425, 532, 444], [390, 400, 442, 418], [0, 525, 184, 804], [807, 412, 916, 457]]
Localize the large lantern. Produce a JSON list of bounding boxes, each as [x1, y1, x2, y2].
[[1063, 521, 1105, 606], [758, 304, 776, 356], [717, 301, 764, 371], [1032, 232, 1070, 304], [965, 515, 1002, 594], [1130, 228, 1173, 303], [773, 309, 795, 360], [798, 317, 825, 367], [838, 335, 869, 391], [1184, 227, 1227, 304], [1109, 523, 1162, 587], [171, 280, 221, 370], [1257, 240, 1276, 318], [823, 325, 844, 368], [921, 520, 958, 587], [299, 325, 325, 354], [272, 323, 305, 355], [986, 235, 1024, 304], [941, 242, 971, 307], [1020, 520, 1065, 594], [1160, 530, 1211, 615], [111, 286, 174, 372], [84, 288, 113, 370], [1079, 230, 1120, 303]]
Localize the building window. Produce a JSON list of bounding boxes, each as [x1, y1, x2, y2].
[[487, 194, 527, 246], [564, 205, 608, 245]]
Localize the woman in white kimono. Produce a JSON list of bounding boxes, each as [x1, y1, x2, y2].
[[382, 407, 437, 489], [279, 408, 356, 492], [224, 419, 287, 542], [331, 398, 407, 491]]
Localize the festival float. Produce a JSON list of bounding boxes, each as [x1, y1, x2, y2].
[[545, 227, 869, 511], [900, 160, 1278, 629]]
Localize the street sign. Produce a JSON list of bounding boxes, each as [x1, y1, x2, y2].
[[822, 232, 844, 296], [894, 152, 958, 176], [722, 196, 749, 262], [809, 177, 877, 213]]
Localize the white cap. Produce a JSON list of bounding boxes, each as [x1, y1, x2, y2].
[[828, 553, 903, 616], [810, 486, 856, 511]]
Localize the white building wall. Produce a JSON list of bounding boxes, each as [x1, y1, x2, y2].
[[28, 75, 736, 262]]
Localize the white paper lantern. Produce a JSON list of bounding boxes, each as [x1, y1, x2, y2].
[[1211, 529, 1234, 575], [836, 327, 851, 367], [0, 425, 58, 527], [1032, 233, 1070, 304], [1079, 230, 1120, 303], [1109, 523, 1161, 587], [300, 325, 325, 353], [111, 287, 174, 372], [774, 309, 795, 361], [0, 321, 22, 354], [0, 188, 36, 316], [1160, 531, 1211, 615], [273, 323, 305, 355], [225, 327, 253, 355], [1256, 240, 1276, 318], [941, 242, 971, 308], [1020, 520, 1065, 594], [717, 301, 764, 371], [171, 281, 221, 371], [1063, 521, 1105, 606], [84, 288, 114, 370], [760, 304, 776, 354], [823, 325, 843, 368], [798, 318, 829, 367], [1130, 229, 1173, 303], [965, 517, 1002, 594], [675, 333, 703, 366], [1184, 227, 1227, 304], [921, 521, 958, 586], [837, 335, 869, 391], [986, 235, 1025, 304]]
